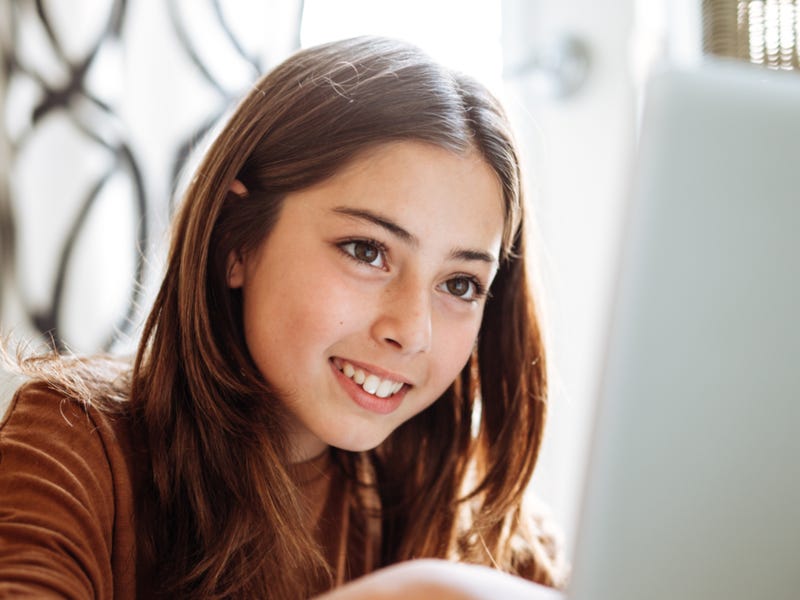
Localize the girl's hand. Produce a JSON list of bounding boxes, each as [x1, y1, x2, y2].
[[315, 559, 564, 600]]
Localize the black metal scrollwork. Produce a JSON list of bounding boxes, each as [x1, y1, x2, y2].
[[0, 0, 303, 353], [165, 0, 304, 209], [2, 0, 144, 351]]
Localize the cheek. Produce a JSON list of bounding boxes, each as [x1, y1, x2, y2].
[[431, 315, 481, 384], [243, 261, 367, 365], [289, 264, 373, 334]]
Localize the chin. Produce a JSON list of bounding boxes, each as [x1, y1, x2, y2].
[[327, 432, 391, 453]]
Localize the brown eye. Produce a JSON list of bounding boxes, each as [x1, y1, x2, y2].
[[339, 240, 386, 269], [354, 242, 379, 263], [439, 276, 486, 302], [446, 277, 472, 297]]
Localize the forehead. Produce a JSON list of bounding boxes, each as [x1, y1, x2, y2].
[[285, 141, 505, 253], [317, 141, 502, 218]]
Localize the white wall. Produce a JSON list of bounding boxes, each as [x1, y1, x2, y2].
[[501, 0, 637, 553]]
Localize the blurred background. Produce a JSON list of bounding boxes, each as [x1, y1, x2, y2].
[[1, 0, 797, 557]]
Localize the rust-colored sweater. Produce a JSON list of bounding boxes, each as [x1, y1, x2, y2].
[[0, 383, 371, 599]]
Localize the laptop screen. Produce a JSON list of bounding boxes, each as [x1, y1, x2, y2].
[[569, 60, 800, 600]]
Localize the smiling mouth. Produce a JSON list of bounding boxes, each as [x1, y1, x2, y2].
[[332, 358, 407, 399]]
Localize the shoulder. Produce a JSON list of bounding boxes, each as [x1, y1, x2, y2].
[[2, 379, 84, 424], [0, 380, 140, 597], [0, 379, 136, 503], [1, 380, 131, 454]]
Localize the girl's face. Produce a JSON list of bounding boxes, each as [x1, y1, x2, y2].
[[228, 141, 505, 461]]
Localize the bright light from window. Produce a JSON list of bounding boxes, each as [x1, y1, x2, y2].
[[301, 0, 503, 93]]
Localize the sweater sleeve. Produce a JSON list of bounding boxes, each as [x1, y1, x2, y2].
[[0, 383, 117, 599]]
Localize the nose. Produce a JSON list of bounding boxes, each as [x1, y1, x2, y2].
[[371, 276, 432, 354]]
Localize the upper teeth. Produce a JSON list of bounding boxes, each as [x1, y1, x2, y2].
[[339, 360, 404, 399]]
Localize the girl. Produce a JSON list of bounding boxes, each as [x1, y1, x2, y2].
[[0, 36, 565, 598]]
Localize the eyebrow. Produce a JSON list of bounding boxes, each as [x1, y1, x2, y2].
[[331, 206, 498, 265], [332, 206, 417, 245], [449, 247, 497, 265]]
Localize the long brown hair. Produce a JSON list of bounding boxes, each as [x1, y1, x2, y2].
[[24, 36, 559, 597]]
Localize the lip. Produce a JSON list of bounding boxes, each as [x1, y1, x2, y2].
[[331, 356, 412, 385], [329, 358, 409, 415]]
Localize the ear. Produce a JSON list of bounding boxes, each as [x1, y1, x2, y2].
[[226, 250, 245, 288], [229, 178, 248, 197]]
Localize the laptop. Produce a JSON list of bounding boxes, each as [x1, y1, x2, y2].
[[568, 60, 800, 600]]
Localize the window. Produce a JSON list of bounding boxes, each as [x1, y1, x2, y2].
[[703, 0, 800, 69]]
